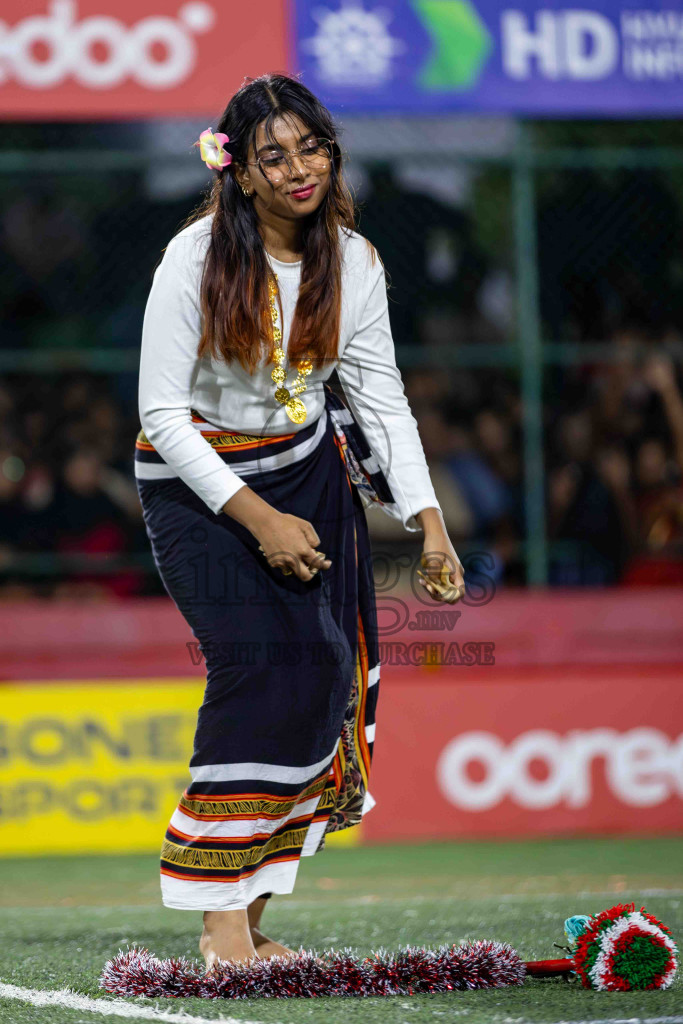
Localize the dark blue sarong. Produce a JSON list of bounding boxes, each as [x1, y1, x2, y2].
[[135, 383, 396, 910]]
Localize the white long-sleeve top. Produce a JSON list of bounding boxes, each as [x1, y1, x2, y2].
[[137, 214, 441, 532]]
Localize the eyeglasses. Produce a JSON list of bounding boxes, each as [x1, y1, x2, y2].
[[247, 137, 335, 184]]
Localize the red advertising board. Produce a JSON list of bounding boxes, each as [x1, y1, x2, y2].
[[364, 663, 683, 841], [1, 592, 682, 841], [0, 1, 289, 119]]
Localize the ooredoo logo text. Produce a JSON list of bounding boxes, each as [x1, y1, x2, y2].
[[437, 727, 683, 811], [0, 0, 215, 89]]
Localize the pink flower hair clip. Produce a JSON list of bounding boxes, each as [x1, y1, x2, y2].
[[193, 127, 232, 171]]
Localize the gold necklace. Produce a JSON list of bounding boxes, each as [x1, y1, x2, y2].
[[268, 272, 312, 424]]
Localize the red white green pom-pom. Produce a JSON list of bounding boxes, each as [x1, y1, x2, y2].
[[570, 903, 678, 991]]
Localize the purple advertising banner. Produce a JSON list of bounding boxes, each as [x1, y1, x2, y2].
[[290, 0, 683, 116]]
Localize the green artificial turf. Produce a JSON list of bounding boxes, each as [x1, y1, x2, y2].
[[1, 836, 682, 1024]]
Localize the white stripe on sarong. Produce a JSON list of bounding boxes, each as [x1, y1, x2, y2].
[[136, 408, 327, 480], [132, 461, 179, 479], [368, 664, 380, 687], [365, 723, 376, 742], [161, 857, 299, 911], [300, 817, 328, 856], [189, 738, 339, 785]]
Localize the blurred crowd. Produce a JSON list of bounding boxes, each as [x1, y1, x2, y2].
[[547, 339, 683, 586], [1, 335, 682, 599], [0, 373, 149, 600], [393, 339, 683, 588]]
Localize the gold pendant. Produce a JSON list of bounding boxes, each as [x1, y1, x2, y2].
[[285, 397, 307, 423]]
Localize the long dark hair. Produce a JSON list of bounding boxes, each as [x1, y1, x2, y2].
[[177, 72, 369, 375]]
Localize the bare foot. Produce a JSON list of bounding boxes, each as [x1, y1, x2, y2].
[[246, 896, 297, 960], [200, 908, 260, 970], [250, 926, 297, 960]]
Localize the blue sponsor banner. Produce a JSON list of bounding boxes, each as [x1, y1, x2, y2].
[[290, 1, 683, 115]]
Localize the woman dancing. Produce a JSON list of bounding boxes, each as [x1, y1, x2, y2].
[[135, 72, 465, 969]]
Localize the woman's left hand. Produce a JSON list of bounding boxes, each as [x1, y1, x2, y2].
[[418, 529, 466, 603]]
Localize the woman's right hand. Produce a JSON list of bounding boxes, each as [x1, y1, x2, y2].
[[222, 486, 331, 582], [253, 511, 332, 582]]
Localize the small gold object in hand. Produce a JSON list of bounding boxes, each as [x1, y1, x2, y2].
[[417, 564, 462, 603]]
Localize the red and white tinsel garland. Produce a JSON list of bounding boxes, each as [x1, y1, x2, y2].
[[100, 941, 526, 1000]]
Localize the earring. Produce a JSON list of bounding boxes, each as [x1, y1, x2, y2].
[[241, 184, 252, 196]]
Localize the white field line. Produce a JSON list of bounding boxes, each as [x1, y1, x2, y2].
[[0, 982, 269, 1024]]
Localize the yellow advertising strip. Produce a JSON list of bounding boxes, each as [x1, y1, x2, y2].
[[0, 680, 359, 856]]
